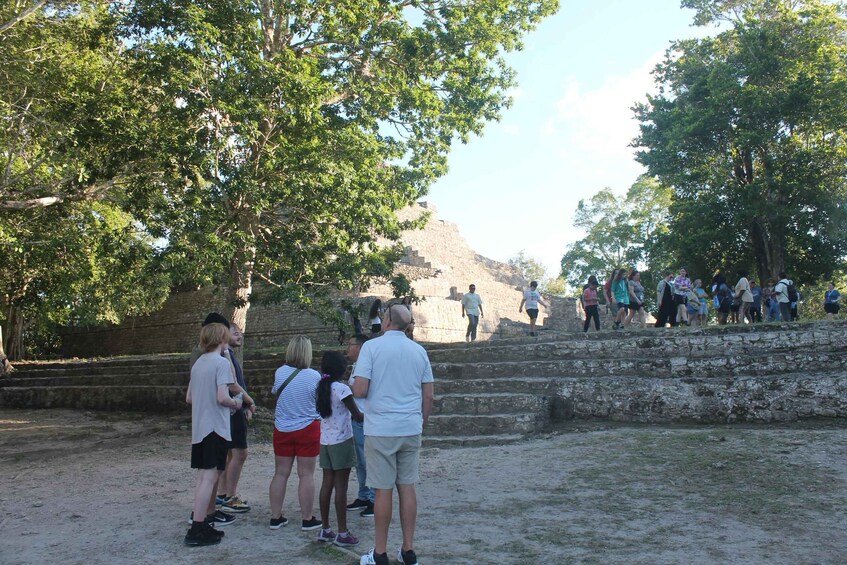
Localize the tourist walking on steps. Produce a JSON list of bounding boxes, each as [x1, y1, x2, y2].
[[368, 300, 383, 336], [461, 283, 484, 342], [519, 280, 548, 336], [268, 335, 323, 532], [604, 269, 620, 320], [774, 273, 794, 322], [655, 271, 677, 328], [316, 351, 364, 548], [184, 322, 240, 547], [673, 267, 692, 326], [625, 270, 646, 328], [346, 333, 375, 517], [735, 270, 753, 324], [824, 282, 841, 320], [750, 280, 762, 323], [217, 322, 256, 514], [352, 305, 434, 565], [611, 269, 630, 330], [582, 276, 601, 333]]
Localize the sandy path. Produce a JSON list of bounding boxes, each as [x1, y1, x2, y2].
[[1, 409, 845, 564]]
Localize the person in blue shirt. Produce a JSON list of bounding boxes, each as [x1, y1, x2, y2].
[[824, 282, 841, 320], [749, 280, 762, 323]]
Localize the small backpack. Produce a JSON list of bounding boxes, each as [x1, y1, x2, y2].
[[786, 283, 799, 303]]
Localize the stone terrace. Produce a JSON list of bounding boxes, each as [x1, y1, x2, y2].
[[3, 321, 846, 447]]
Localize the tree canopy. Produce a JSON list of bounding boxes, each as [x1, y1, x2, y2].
[[0, 0, 558, 358], [634, 0, 847, 284]]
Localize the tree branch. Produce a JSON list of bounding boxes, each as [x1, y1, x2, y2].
[[0, 0, 48, 34]]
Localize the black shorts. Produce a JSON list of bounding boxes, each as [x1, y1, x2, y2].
[[526, 308, 539, 320], [628, 302, 642, 311], [230, 410, 248, 450], [824, 303, 840, 314], [730, 303, 740, 312], [191, 432, 229, 471], [674, 295, 687, 306]]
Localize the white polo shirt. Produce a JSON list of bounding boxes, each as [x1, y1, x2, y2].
[[354, 330, 434, 437]]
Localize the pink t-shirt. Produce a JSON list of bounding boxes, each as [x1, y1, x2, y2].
[[583, 287, 599, 307], [320, 381, 353, 446]]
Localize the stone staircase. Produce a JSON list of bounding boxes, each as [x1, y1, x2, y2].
[[3, 321, 847, 447]]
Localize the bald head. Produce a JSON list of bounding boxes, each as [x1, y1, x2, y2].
[[384, 304, 411, 331]]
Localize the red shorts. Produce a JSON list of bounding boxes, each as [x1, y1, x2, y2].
[[273, 420, 320, 457]]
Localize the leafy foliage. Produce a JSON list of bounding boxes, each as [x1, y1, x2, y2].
[[634, 0, 847, 284], [559, 176, 672, 289]]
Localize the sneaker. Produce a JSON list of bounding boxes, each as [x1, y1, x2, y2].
[[359, 501, 374, 517], [221, 495, 250, 513], [360, 548, 390, 565], [346, 498, 370, 511], [208, 509, 236, 526], [215, 494, 228, 505], [317, 528, 336, 542], [301, 516, 322, 531], [184, 525, 222, 547], [397, 548, 419, 565], [269, 516, 289, 530], [186, 517, 225, 537], [334, 531, 360, 547]]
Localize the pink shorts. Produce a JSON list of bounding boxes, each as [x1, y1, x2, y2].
[[273, 420, 320, 457]]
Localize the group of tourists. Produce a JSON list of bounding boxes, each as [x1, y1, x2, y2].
[[185, 308, 434, 565], [582, 268, 840, 332]]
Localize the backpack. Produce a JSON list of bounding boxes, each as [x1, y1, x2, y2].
[[786, 283, 799, 303], [718, 283, 733, 308]]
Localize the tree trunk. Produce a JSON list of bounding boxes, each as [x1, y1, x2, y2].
[[750, 218, 784, 284], [5, 304, 26, 361]]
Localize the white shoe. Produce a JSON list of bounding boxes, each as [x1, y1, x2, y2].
[[360, 548, 381, 565], [397, 547, 420, 565]]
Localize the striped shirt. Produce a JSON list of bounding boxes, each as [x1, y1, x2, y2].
[[272, 365, 321, 432]]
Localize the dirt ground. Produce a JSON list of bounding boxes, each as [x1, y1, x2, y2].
[[1, 409, 845, 565]]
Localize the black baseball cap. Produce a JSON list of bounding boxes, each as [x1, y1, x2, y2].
[[202, 312, 230, 328]]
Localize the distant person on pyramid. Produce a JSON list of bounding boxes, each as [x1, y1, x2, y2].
[[519, 280, 548, 336], [460, 284, 484, 342]]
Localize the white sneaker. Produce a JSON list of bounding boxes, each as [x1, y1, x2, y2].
[[397, 547, 420, 565], [360, 548, 387, 565]]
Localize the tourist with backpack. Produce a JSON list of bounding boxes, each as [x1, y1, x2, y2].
[[774, 273, 795, 322], [713, 274, 732, 325]]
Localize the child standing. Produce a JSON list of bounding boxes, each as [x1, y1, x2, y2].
[[316, 351, 364, 547], [185, 322, 242, 546]]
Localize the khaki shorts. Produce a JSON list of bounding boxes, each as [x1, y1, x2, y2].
[[364, 435, 422, 489], [319, 437, 357, 470]]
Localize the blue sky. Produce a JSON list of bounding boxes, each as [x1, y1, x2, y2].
[[425, 0, 710, 277]]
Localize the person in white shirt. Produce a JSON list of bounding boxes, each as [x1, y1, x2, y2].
[[352, 305, 434, 565], [519, 280, 548, 337], [460, 284, 484, 342], [774, 271, 793, 322]]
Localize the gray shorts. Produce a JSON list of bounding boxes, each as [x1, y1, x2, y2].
[[364, 434, 422, 489]]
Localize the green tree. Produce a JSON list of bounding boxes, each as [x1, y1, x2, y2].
[[508, 251, 548, 284], [633, 0, 847, 285], [124, 0, 559, 331], [0, 1, 169, 358], [560, 176, 671, 289]]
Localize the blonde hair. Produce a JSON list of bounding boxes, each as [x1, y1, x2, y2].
[[200, 323, 230, 352], [285, 335, 313, 369]]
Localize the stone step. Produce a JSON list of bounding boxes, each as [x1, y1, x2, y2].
[[426, 328, 847, 363], [422, 433, 525, 448], [425, 413, 544, 436], [432, 350, 847, 380], [432, 393, 546, 415], [436, 377, 556, 395], [0, 385, 185, 412]]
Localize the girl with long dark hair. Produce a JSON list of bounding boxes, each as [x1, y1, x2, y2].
[[315, 351, 363, 547]]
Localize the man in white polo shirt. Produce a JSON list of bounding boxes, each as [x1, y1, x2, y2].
[[460, 283, 484, 342], [352, 305, 434, 565]]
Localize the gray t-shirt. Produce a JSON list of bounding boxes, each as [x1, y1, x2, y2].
[[354, 330, 434, 437], [189, 352, 234, 444]]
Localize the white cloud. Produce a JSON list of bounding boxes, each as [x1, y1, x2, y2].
[[551, 52, 665, 160]]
